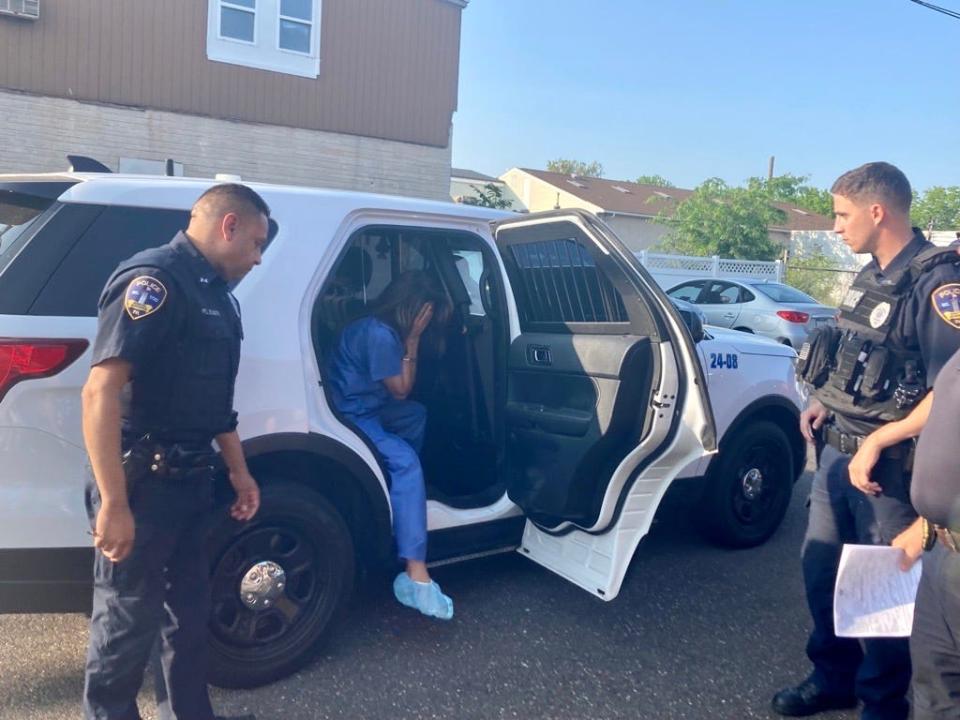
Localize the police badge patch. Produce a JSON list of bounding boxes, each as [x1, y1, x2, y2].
[[931, 283, 960, 329], [124, 276, 168, 320], [869, 301, 891, 329]]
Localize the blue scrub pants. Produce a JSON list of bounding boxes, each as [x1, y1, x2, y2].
[[349, 400, 428, 562], [801, 444, 917, 720]]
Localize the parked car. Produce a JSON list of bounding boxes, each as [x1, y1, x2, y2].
[[666, 277, 836, 347], [0, 171, 803, 688]]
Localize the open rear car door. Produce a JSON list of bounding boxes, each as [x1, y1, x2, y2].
[[492, 210, 716, 600]]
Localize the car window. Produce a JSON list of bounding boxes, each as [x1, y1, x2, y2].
[[30, 206, 191, 317], [507, 237, 628, 326], [751, 283, 817, 304], [739, 287, 756, 303], [667, 281, 704, 302], [0, 191, 57, 272], [451, 249, 485, 317], [701, 281, 740, 305]]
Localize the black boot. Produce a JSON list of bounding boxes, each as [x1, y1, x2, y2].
[[771, 680, 857, 716]]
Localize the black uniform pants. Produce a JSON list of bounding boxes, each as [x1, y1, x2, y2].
[[801, 444, 917, 720], [83, 471, 216, 720], [911, 542, 960, 719]]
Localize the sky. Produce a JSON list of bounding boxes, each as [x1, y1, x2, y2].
[[451, 0, 960, 193]]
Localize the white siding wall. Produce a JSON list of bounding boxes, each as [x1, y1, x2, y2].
[[0, 90, 452, 200], [600, 215, 670, 252]]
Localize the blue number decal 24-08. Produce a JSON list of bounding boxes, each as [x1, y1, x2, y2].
[[709, 352, 739, 369]]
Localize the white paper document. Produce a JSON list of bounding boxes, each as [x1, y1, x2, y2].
[[833, 544, 922, 638]]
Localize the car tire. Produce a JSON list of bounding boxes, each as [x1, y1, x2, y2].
[[206, 480, 355, 688], [733, 326, 754, 333], [697, 420, 794, 548]]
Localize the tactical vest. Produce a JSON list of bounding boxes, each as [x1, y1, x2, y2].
[[797, 243, 959, 426], [104, 242, 242, 442]]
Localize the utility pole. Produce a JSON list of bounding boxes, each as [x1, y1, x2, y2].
[[768, 155, 775, 180]]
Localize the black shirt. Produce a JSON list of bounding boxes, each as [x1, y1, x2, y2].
[[91, 232, 242, 440], [834, 233, 960, 436], [911, 346, 960, 528]]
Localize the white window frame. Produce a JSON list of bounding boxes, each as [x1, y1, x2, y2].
[[207, 0, 321, 79], [277, 0, 313, 56], [218, 0, 257, 46]]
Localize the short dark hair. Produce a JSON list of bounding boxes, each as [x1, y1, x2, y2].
[[830, 162, 912, 215], [192, 183, 271, 221]]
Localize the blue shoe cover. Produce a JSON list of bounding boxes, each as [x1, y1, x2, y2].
[[393, 572, 454, 620]]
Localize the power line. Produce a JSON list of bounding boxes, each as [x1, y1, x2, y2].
[[907, 0, 960, 20]]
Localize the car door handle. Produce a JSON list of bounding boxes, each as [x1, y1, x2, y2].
[[527, 344, 552, 366], [722, 313, 736, 319]]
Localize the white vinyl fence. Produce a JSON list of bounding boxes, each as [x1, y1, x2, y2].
[[634, 251, 783, 290]]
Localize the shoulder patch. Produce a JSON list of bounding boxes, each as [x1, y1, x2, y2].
[[931, 283, 960, 330], [124, 275, 168, 320]]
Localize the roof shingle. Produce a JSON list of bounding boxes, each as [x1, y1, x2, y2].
[[518, 168, 834, 232]]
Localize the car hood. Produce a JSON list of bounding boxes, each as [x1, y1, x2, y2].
[[703, 326, 798, 358]]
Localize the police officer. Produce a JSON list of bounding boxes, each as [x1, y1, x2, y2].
[[773, 162, 960, 720], [843, 342, 960, 718], [81, 184, 272, 720]]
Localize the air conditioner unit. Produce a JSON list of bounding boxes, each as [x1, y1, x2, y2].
[[0, 0, 40, 20]]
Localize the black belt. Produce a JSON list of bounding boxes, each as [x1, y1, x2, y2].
[[821, 425, 912, 461], [821, 426, 865, 455], [122, 436, 217, 482], [934, 524, 960, 553]]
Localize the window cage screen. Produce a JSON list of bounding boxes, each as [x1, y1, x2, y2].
[[509, 239, 628, 325]]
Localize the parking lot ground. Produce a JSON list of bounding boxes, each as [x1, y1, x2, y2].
[[0, 464, 864, 720]]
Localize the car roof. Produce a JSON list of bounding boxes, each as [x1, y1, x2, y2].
[[0, 171, 514, 222]]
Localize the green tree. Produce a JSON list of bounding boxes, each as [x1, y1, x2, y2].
[[634, 174, 674, 188], [655, 178, 785, 260], [546, 158, 604, 178], [911, 186, 960, 230], [785, 248, 844, 305], [747, 173, 834, 217], [470, 183, 513, 210]]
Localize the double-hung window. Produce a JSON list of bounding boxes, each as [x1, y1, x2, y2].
[[207, 0, 321, 78]]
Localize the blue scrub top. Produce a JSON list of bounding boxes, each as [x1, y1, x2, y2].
[[326, 316, 404, 418]]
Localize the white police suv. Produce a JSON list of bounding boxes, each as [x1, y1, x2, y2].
[[0, 172, 804, 688]]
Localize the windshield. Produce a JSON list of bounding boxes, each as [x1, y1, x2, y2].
[[752, 283, 817, 304], [0, 191, 56, 268]]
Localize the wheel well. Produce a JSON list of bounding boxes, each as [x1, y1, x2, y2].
[[710, 399, 805, 483], [232, 435, 394, 571], [733, 326, 753, 333]]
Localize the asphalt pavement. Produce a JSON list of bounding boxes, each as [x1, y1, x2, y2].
[[0, 465, 866, 720]]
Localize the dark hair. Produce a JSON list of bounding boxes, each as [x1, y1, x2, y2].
[[830, 162, 912, 215], [193, 183, 271, 220], [372, 271, 453, 353]]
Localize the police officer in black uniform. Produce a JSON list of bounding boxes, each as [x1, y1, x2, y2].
[[81, 184, 272, 720], [772, 162, 960, 720], [842, 339, 960, 718]]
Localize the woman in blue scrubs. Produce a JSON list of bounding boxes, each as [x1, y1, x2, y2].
[[326, 271, 455, 619]]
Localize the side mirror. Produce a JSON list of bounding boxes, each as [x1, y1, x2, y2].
[[678, 307, 705, 343]]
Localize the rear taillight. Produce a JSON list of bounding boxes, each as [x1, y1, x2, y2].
[[776, 310, 810, 324], [0, 339, 89, 402]]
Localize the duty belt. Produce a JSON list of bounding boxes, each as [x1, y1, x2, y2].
[[821, 425, 865, 455], [924, 520, 960, 552], [122, 434, 217, 482], [821, 425, 913, 461]]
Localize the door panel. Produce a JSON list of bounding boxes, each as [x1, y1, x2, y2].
[[493, 209, 715, 600], [505, 333, 654, 527], [697, 280, 742, 327]]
